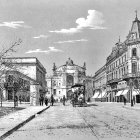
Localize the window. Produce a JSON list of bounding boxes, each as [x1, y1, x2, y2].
[[132, 48, 137, 57], [53, 89, 56, 95], [119, 59, 121, 65], [124, 67, 125, 74], [122, 68, 123, 76], [132, 62, 137, 73], [119, 69, 121, 78]]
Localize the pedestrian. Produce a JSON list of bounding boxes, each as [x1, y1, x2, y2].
[[51, 94, 54, 106], [133, 96, 135, 105], [123, 96, 126, 105], [62, 95, 66, 106], [14, 95, 18, 106], [44, 96, 48, 106], [19, 95, 22, 104], [39, 95, 44, 106]]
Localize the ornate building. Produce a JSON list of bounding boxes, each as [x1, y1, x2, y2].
[[46, 58, 86, 100], [106, 13, 140, 103], [92, 12, 140, 103]]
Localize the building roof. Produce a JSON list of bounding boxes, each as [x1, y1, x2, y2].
[[3, 57, 46, 73], [106, 13, 140, 64]]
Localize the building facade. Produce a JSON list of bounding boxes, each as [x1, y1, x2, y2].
[[92, 65, 106, 101], [93, 14, 140, 103], [46, 58, 87, 100], [106, 15, 140, 103], [3, 57, 46, 105]]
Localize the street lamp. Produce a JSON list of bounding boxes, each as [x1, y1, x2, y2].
[[129, 79, 133, 107]]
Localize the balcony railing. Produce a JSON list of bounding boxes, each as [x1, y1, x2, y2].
[[123, 72, 140, 79]]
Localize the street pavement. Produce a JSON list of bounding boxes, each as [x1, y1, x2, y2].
[[0, 101, 50, 140], [3, 101, 140, 140]]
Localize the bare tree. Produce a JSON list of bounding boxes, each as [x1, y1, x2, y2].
[[0, 38, 22, 107]]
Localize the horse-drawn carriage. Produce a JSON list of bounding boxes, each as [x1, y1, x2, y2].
[[70, 83, 87, 107]]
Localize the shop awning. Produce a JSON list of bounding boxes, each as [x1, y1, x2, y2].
[[121, 89, 129, 95], [103, 92, 108, 98], [106, 92, 111, 97], [132, 89, 139, 96], [92, 91, 100, 98], [97, 91, 106, 98], [115, 90, 123, 96]]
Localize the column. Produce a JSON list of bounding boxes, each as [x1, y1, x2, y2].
[[30, 84, 39, 106]]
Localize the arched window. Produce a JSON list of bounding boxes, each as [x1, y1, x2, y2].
[[132, 48, 137, 57], [67, 75, 74, 86]]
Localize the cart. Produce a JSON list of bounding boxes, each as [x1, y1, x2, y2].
[[71, 84, 87, 107]]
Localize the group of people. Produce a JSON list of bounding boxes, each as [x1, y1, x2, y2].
[[39, 94, 53, 106], [39, 94, 66, 106], [123, 95, 136, 105]]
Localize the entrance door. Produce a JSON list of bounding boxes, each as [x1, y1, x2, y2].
[[136, 95, 140, 103], [8, 90, 13, 100]]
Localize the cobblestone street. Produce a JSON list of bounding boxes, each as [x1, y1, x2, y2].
[[4, 102, 140, 140]]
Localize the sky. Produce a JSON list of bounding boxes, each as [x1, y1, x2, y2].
[[0, 0, 140, 76]]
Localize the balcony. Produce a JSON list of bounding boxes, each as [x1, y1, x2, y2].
[[122, 72, 140, 79], [107, 78, 120, 84]]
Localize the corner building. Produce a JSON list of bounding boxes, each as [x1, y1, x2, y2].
[[3, 57, 46, 105], [106, 15, 140, 103]]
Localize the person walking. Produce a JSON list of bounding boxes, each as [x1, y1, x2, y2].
[[51, 94, 54, 106], [45, 96, 48, 106], [39, 95, 44, 106], [19, 95, 22, 104], [133, 96, 135, 105], [123, 96, 126, 105], [14, 95, 18, 107], [62, 95, 66, 106]]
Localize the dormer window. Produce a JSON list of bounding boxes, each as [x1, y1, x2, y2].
[[132, 48, 137, 57]]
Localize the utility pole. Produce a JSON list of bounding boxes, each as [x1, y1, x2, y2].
[[51, 77, 53, 95], [0, 89, 2, 107], [129, 79, 133, 107]]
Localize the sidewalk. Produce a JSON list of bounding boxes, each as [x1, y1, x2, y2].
[[0, 102, 50, 140], [1, 101, 30, 108], [87, 101, 140, 110]]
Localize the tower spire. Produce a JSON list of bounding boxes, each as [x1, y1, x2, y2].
[[119, 36, 120, 42], [135, 10, 138, 20]]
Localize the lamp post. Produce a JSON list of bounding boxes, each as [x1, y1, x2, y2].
[[51, 77, 53, 95], [129, 79, 133, 107], [100, 81, 102, 102]]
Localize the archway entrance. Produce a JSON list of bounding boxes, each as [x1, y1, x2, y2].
[[66, 75, 74, 87]]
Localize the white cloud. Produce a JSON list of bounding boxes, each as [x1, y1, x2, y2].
[[50, 28, 81, 34], [49, 10, 106, 34], [25, 47, 63, 54], [0, 21, 31, 29], [55, 39, 88, 44], [33, 35, 48, 39]]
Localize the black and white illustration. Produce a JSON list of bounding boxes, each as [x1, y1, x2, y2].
[[0, 0, 140, 140]]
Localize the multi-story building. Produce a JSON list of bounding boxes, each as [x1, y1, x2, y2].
[[84, 76, 94, 100], [106, 14, 140, 103], [3, 57, 46, 105], [46, 58, 87, 100], [92, 65, 107, 101]]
